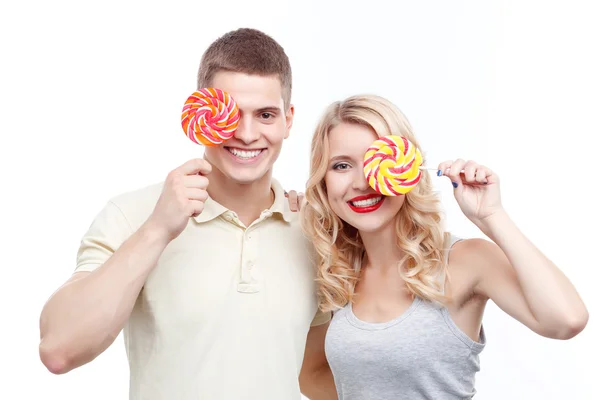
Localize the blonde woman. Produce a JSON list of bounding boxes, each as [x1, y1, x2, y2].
[[300, 94, 588, 399]]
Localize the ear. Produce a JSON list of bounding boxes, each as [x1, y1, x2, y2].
[[284, 104, 295, 139]]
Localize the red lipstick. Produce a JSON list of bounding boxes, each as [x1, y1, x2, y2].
[[347, 194, 384, 213]]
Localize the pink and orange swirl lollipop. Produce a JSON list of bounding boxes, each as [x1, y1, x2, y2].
[[363, 135, 423, 195], [181, 88, 240, 146]]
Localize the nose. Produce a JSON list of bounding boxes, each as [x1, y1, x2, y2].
[[233, 114, 260, 145], [352, 168, 370, 192]]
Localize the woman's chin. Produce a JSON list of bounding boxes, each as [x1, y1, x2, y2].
[[341, 215, 391, 234]]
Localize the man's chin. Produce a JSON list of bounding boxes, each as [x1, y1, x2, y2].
[[208, 151, 275, 186], [222, 168, 271, 185]]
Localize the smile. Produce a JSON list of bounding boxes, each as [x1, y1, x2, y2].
[[347, 194, 384, 213], [225, 147, 265, 161]]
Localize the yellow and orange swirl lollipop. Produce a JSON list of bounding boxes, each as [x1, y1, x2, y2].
[[181, 88, 240, 146], [363, 135, 423, 195]]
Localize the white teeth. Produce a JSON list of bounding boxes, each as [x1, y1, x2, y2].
[[227, 148, 262, 159], [351, 197, 382, 207]]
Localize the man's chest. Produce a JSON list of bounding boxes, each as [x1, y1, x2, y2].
[[137, 221, 319, 331]]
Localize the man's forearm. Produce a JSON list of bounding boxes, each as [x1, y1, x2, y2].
[[39, 221, 169, 374]]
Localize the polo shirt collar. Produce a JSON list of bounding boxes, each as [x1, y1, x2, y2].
[[193, 178, 293, 224], [193, 195, 228, 223], [270, 178, 293, 222]]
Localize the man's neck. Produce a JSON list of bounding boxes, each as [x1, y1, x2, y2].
[[206, 166, 275, 227]]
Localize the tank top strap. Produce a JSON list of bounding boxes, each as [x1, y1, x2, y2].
[[438, 233, 463, 295]]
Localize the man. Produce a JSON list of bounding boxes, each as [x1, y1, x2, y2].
[[38, 28, 336, 399]]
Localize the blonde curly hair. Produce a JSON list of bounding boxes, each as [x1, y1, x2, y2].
[[301, 94, 450, 312]]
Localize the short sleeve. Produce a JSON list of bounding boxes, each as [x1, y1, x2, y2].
[[75, 201, 134, 273], [310, 308, 332, 327]]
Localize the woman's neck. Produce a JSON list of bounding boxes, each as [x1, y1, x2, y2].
[[359, 219, 404, 271]]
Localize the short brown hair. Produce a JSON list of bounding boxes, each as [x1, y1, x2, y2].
[[197, 28, 292, 109]]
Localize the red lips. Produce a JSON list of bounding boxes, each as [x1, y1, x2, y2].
[[347, 194, 384, 213]]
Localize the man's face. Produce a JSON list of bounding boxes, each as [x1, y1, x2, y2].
[[203, 71, 293, 185]]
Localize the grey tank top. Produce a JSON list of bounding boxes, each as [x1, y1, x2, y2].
[[324, 235, 486, 399]]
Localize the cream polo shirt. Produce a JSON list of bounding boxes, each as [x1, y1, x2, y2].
[[75, 178, 329, 400]]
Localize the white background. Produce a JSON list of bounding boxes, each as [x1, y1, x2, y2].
[[1, 0, 598, 399]]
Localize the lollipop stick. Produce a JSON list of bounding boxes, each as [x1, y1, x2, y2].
[[419, 167, 465, 173], [419, 167, 488, 183]]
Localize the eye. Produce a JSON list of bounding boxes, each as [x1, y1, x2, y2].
[[260, 112, 274, 119], [333, 162, 351, 170]]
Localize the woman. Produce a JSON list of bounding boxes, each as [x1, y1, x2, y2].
[[300, 94, 588, 399]]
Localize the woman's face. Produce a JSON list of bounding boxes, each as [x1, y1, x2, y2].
[[324, 122, 406, 234]]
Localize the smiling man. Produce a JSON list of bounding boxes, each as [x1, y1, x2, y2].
[[38, 28, 336, 400]]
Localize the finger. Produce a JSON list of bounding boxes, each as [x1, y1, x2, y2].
[[188, 200, 205, 217], [185, 188, 208, 202], [447, 159, 467, 188], [479, 165, 496, 184], [298, 192, 305, 211], [463, 160, 478, 183], [475, 166, 489, 184], [180, 158, 212, 176], [288, 190, 299, 212], [436, 160, 453, 177], [183, 174, 209, 189]]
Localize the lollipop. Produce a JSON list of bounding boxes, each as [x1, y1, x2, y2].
[[363, 135, 423, 196], [181, 88, 240, 146]]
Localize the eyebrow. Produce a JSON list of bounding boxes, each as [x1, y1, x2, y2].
[[329, 155, 353, 164], [255, 106, 281, 114], [237, 106, 282, 116]]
